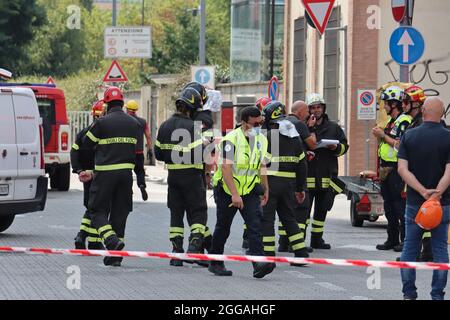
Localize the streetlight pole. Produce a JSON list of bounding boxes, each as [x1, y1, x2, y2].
[[199, 0, 206, 65], [112, 0, 117, 26]]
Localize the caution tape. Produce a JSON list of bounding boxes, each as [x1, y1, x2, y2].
[[1, 246, 450, 271]]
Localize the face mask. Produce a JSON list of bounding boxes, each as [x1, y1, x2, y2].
[[248, 127, 261, 137]]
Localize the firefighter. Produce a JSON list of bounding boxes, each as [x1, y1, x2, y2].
[[401, 85, 432, 261], [372, 86, 412, 251], [125, 100, 153, 201], [209, 106, 275, 278], [305, 93, 348, 249], [72, 100, 105, 250], [261, 101, 309, 262], [278, 100, 317, 253], [154, 87, 209, 267], [84, 87, 140, 267]]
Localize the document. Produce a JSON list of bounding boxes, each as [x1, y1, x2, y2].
[[316, 139, 340, 149]]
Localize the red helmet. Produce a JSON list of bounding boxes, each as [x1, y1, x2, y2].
[[403, 85, 426, 103], [104, 87, 124, 103], [91, 100, 105, 117], [256, 97, 272, 111]]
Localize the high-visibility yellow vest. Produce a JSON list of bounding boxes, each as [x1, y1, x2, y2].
[[379, 114, 412, 163], [213, 128, 268, 196]]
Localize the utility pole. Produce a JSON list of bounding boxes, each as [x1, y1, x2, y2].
[[199, 0, 206, 65], [141, 0, 145, 71]]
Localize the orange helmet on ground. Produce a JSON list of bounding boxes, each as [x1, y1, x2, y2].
[[91, 100, 105, 117], [403, 85, 426, 104], [256, 97, 272, 111], [104, 86, 124, 103], [415, 198, 443, 230]]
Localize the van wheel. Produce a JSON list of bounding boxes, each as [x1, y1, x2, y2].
[[58, 164, 71, 191], [50, 171, 59, 189], [350, 195, 364, 227], [0, 215, 15, 233]]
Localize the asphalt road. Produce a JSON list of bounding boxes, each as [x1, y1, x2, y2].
[[0, 165, 445, 300]]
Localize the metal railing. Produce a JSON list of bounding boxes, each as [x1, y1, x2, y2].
[[67, 111, 92, 146]]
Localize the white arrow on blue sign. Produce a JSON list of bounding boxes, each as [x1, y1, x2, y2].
[[389, 26, 425, 65], [191, 65, 215, 89], [195, 69, 211, 84]]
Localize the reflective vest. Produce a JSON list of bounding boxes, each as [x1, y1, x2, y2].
[[213, 128, 268, 196], [379, 114, 412, 163]]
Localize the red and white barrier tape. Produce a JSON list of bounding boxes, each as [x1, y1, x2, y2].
[[0, 246, 449, 271]]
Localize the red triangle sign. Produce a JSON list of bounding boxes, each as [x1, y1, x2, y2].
[[46, 76, 56, 85], [302, 0, 336, 36], [103, 60, 128, 83]]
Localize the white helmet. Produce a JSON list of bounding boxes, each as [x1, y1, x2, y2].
[[306, 93, 326, 107]]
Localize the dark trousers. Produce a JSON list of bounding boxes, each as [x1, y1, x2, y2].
[[308, 189, 335, 241], [263, 177, 305, 255], [88, 170, 133, 248], [380, 169, 406, 245], [278, 192, 310, 242], [134, 153, 146, 188], [211, 186, 264, 256], [167, 170, 208, 242]]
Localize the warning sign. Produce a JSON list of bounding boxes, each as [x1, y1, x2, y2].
[[46, 77, 56, 85], [357, 90, 376, 120], [103, 60, 128, 83]]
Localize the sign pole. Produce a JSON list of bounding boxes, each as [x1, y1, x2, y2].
[[199, 0, 206, 66], [399, 0, 412, 82], [365, 120, 370, 170]]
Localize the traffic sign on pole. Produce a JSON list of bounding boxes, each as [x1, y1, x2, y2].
[[357, 90, 376, 121], [389, 26, 425, 65], [191, 66, 215, 89], [46, 77, 56, 85], [302, 0, 336, 35], [268, 76, 280, 101], [392, 0, 407, 23], [103, 60, 128, 83]]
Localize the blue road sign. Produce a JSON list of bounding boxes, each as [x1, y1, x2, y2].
[[268, 76, 279, 101], [195, 68, 211, 85], [389, 26, 425, 66]]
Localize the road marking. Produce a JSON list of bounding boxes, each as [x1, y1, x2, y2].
[[285, 270, 315, 279], [315, 282, 346, 292], [337, 245, 378, 252]]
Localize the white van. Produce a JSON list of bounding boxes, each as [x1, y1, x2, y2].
[[0, 87, 48, 232]]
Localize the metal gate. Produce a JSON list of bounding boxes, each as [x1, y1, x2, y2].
[[68, 111, 92, 146]]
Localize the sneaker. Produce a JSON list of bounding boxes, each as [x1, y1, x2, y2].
[[208, 262, 233, 276], [140, 187, 148, 201], [393, 243, 404, 252], [104, 240, 125, 267], [253, 262, 276, 279], [376, 241, 396, 251], [74, 234, 86, 250]]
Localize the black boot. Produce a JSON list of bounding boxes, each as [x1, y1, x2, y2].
[[139, 186, 148, 201], [103, 238, 125, 267], [278, 235, 289, 253], [74, 232, 87, 250], [170, 237, 184, 267], [194, 234, 212, 268], [419, 237, 433, 262], [187, 233, 204, 254], [376, 241, 396, 251], [291, 248, 309, 267], [393, 242, 404, 252], [208, 261, 233, 276], [311, 236, 331, 250], [253, 262, 276, 279], [88, 242, 105, 250]]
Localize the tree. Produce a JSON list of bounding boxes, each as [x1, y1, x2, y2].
[[0, 0, 45, 72]]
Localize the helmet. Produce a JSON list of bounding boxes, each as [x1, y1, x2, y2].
[[415, 198, 443, 230], [263, 101, 286, 121], [104, 87, 124, 103], [126, 100, 139, 111], [256, 97, 272, 111], [183, 82, 208, 105], [306, 93, 326, 107], [403, 85, 426, 103], [91, 100, 105, 117], [380, 86, 403, 102], [176, 87, 202, 110]]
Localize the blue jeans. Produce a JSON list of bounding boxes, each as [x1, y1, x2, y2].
[[400, 204, 450, 300]]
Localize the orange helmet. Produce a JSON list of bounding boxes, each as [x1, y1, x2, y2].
[[91, 100, 105, 117], [104, 86, 124, 103], [415, 198, 443, 230], [403, 85, 426, 104], [256, 97, 272, 111]]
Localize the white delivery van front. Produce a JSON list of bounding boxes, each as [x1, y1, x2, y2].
[[0, 87, 48, 232]]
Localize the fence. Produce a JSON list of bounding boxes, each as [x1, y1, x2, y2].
[[67, 111, 92, 146]]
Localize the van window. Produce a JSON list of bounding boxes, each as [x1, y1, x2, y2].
[[37, 99, 55, 145], [0, 94, 16, 144]]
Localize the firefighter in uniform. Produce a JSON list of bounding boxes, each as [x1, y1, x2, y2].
[[72, 100, 105, 250], [154, 87, 209, 267], [125, 100, 153, 201], [373, 86, 412, 251], [209, 106, 275, 278], [84, 87, 140, 267], [261, 102, 309, 261], [401, 85, 432, 261], [305, 93, 348, 249]]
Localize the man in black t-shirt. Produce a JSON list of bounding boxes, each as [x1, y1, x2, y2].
[[397, 97, 450, 300]]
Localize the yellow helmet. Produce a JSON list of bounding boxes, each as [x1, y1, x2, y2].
[[126, 100, 139, 111]]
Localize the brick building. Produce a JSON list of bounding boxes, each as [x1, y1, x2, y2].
[[283, 0, 450, 176]]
